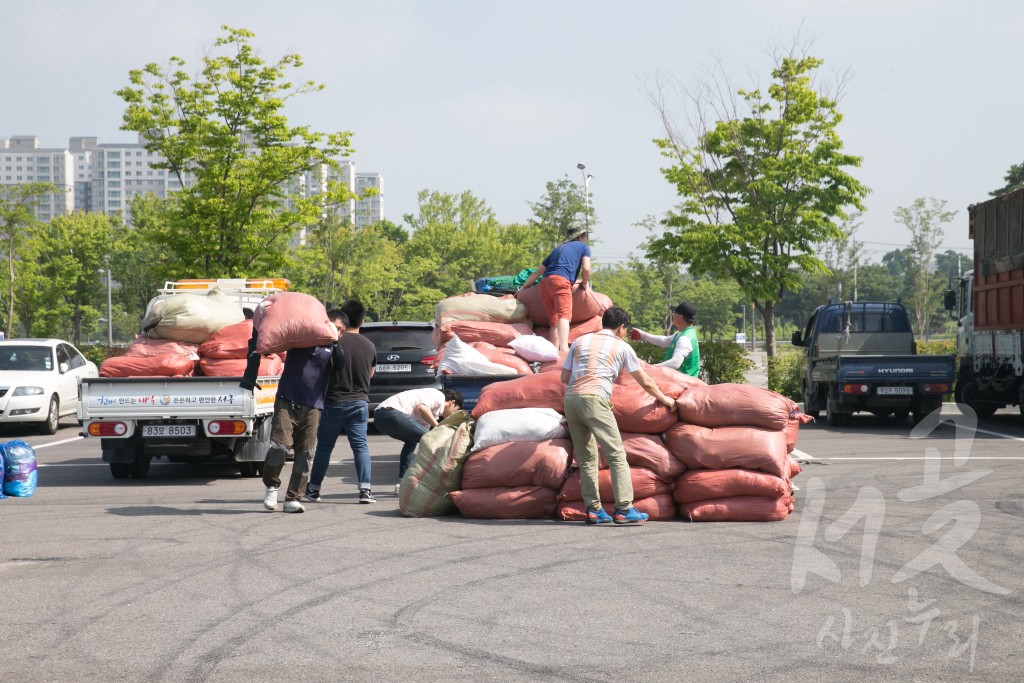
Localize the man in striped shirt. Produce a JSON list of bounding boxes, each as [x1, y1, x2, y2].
[[560, 306, 676, 525]]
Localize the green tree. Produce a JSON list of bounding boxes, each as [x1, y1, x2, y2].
[[990, 161, 1024, 197], [115, 25, 355, 278], [678, 277, 744, 341], [27, 212, 116, 344], [0, 183, 57, 336], [647, 51, 868, 356], [894, 198, 956, 337], [527, 176, 597, 247]]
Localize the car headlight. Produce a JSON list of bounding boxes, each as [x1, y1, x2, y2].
[[13, 386, 45, 396]]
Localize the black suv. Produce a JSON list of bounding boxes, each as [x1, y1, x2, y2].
[[360, 321, 440, 411]]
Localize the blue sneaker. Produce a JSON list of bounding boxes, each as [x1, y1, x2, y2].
[[613, 507, 649, 525], [585, 507, 613, 525]]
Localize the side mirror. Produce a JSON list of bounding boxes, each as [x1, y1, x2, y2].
[[59, 362, 70, 374], [791, 331, 803, 347], [942, 289, 956, 312]]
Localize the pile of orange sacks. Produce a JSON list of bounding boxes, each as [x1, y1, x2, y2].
[[99, 320, 283, 378], [449, 364, 808, 523]]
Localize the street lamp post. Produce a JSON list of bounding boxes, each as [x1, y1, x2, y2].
[[106, 266, 113, 345], [576, 163, 593, 231]]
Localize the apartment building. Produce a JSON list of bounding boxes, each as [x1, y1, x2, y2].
[[1, 135, 384, 229], [0, 136, 75, 221]]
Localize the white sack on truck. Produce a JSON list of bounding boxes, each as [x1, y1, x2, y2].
[[142, 288, 246, 343], [437, 335, 517, 376], [252, 291, 339, 355], [435, 292, 528, 325]]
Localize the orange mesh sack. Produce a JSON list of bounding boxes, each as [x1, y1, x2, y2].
[[124, 336, 199, 358], [675, 383, 798, 431], [673, 468, 791, 504], [557, 493, 676, 522], [199, 355, 283, 377], [594, 432, 685, 480], [664, 423, 790, 479], [462, 439, 572, 490], [449, 486, 559, 519], [611, 381, 684, 434], [471, 372, 567, 417], [784, 413, 814, 452], [100, 354, 196, 378], [680, 495, 793, 522], [252, 291, 339, 355], [568, 316, 603, 343], [615, 362, 706, 391], [515, 283, 612, 325], [197, 320, 254, 359], [436, 292, 527, 324], [558, 466, 670, 502], [435, 320, 533, 347]]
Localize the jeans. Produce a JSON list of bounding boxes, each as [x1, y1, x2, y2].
[[563, 393, 633, 511], [262, 398, 321, 501], [373, 407, 429, 479], [309, 400, 371, 491]]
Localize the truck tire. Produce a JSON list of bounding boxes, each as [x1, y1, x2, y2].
[[957, 377, 997, 419], [803, 383, 819, 419], [130, 455, 152, 479], [826, 391, 849, 427], [110, 463, 131, 479], [238, 461, 262, 478]]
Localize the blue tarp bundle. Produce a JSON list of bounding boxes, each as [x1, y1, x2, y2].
[[2, 440, 37, 497]]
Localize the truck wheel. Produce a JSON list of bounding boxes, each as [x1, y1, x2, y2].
[[39, 396, 59, 435], [238, 461, 262, 478], [129, 455, 152, 479], [958, 380, 996, 419], [803, 383, 819, 419], [826, 392, 844, 427], [110, 463, 131, 479]]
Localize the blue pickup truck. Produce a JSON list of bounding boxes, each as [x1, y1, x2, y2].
[[791, 302, 955, 426]]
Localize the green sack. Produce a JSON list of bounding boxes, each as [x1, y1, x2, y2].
[[398, 410, 476, 517]]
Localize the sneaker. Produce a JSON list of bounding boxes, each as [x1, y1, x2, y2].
[[585, 507, 613, 524], [613, 507, 649, 525], [394, 483, 401, 496], [263, 486, 278, 511], [283, 500, 305, 513], [359, 489, 377, 504], [301, 488, 321, 503]]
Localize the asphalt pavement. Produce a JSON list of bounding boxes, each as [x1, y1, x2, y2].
[[1, 402, 1022, 681]]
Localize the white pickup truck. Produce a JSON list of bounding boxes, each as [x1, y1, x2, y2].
[[77, 279, 286, 480]]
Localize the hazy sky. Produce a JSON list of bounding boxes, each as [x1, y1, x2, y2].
[[3, 0, 1020, 268]]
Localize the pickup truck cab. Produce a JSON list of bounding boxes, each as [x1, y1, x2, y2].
[[791, 302, 955, 426]]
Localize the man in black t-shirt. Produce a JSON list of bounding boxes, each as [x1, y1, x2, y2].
[[305, 300, 379, 503]]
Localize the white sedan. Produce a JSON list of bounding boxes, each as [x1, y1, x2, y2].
[[0, 339, 98, 434]]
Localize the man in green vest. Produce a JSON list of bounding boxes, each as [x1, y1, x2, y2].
[[629, 301, 701, 377]]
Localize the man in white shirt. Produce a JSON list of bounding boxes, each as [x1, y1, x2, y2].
[[373, 388, 464, 493], [561, 306, 676, 525]]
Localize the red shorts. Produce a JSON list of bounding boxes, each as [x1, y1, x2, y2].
[[540, 275, 573, 327]]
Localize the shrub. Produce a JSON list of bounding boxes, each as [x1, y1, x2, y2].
[[767, 347, 803, 400], [699, 340, 754, 385]]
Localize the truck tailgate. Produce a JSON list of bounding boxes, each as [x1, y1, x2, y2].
[[835, 355, 956, 384], [79, 376, 278, 420]]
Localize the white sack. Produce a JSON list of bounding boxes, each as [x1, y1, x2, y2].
[[507, 334, 560, 362], [438, 334, 517, 376]]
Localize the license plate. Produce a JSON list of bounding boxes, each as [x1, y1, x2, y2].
[[877, 386, 913, 396], [142, 424, 197, 437], [377, 364, 412, 373]]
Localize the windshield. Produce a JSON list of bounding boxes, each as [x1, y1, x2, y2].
[[0, 346, 54, 371]]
